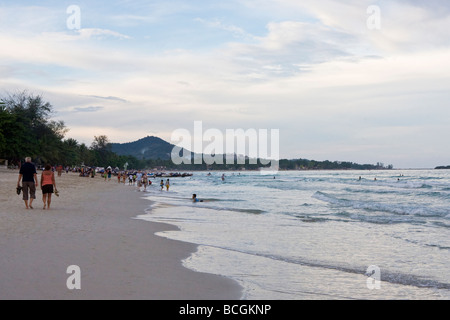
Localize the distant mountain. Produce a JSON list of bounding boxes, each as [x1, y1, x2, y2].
[[111, 136, 393, 171], [111, 136, 176, 160]]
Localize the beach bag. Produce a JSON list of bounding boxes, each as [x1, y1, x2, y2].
[[16, 186, 22, 195]]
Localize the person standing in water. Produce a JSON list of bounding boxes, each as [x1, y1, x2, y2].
[[160, 179, 164, 191], [165, 179, 170, 191], [142, 173, 148, 191]]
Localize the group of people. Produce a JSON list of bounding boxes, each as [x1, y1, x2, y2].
[[16, 157, 57, 210], [15, 158, 207, 210], [116, 170, 171, 192]]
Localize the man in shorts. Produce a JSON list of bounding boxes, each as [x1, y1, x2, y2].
[[17, 157, 38, 209]]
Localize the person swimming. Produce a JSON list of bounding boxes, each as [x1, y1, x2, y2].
[[192, 194, 203, 202]]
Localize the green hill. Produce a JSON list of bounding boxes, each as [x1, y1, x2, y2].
[[111, 136, 176, 160]]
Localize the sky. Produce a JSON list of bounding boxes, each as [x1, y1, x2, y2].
[[0, 0, 449, 168]]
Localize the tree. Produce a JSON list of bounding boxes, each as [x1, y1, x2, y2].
[[0, 100, 9, 156], [0, 99, 27, 160], [78, 143, 93, 166], [61, 138, 81, 166], [0, 91, 68, 164], [90, 135, 113, 166], [91, 135, 111, 151]]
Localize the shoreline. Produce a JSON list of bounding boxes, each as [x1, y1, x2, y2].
[[0, 169, 242, 300]]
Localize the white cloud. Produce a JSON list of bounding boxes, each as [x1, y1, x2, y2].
[[38, 29, 131, 42], [76, 28, 131, 40], [1, 0, 450, 167], [195, 18, 255, 40]]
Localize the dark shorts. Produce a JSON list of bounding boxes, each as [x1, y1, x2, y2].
[[42, 184, 54, 194]]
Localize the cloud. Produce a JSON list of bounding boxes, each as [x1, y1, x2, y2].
[[36, 28, 131, 42], [270, 0, 450, 53], [73, 106, 104, 113], [195, 18, 255, 40], [76, 28, 131, 40], [1, 0, 450, 167], [84, 95, 129, 103]]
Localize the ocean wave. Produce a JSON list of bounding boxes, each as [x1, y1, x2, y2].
[[207, 245, 450, 290], [144, 194, 265, 215], [351, 180, 432, 189], [293, 214, 330, 223], [312, 191, 448, 218], [211, 207, 265, 215]]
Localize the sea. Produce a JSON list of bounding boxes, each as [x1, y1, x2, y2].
[[136, 169, 450, 300]]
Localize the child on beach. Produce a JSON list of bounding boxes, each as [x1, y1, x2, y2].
[[165, 179, 170, 191], [160, 179, 164, 191]]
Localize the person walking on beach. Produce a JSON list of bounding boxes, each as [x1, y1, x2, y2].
[[41, 164, 56, 210], [57, 165, 63, 177], [17, 157, 38, 209]]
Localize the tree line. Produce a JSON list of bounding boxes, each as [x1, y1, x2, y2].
[[0, 92, 393, 171], [0, 92, 138, 168]]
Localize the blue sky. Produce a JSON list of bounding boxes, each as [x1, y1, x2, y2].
[[1, 0, 449, 168]]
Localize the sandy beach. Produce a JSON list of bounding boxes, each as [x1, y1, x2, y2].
[[0, 169, 242, 300]]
